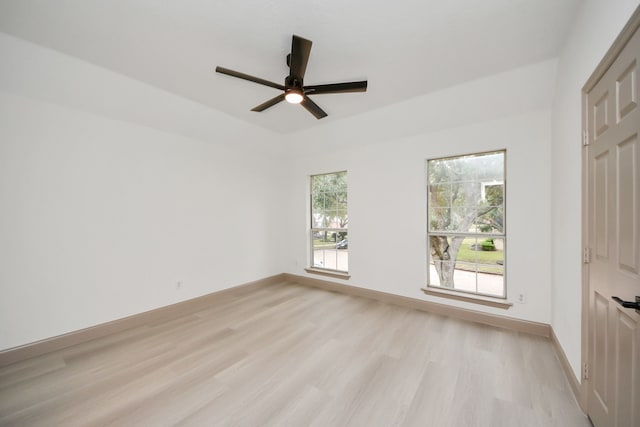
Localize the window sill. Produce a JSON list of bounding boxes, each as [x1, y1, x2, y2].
[[421, 287, 513, 309], [305, 268, 351, 280]]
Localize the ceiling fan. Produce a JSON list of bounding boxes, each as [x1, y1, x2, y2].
[[216, 35, 368, 119]]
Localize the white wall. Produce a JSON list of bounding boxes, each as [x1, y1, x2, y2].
[[280, 61, 556, 323], [0, 35, 284, 350], [550, 0, 639, 381]]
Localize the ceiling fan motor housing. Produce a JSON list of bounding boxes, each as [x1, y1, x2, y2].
[[285, 75, 302, 89]]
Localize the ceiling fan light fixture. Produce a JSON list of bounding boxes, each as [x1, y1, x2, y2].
[[285, 89, 304, 104]]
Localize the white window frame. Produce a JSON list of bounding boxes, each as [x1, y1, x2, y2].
[[309, 171, 348, 274], [426, 150, 506, 299]]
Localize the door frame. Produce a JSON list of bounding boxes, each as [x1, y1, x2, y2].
[[581, 4, 640, 413]]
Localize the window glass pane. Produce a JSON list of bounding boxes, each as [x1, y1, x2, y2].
[[477, 266, 504, 297], [335, 191, 348, 227], [483, 183, 504, 207], [428, 183, 451, 208], [311, 194, 324, 219], [428, 207, 451, 232], [475, 206, 504, 234], [473, 152, 504, 181], [312, 231, 348, 272], [449, 206, 477, 232], [428, 234, 505, 297], [336, 232, 349, 271], [451, 261, 478, 293], [428, 235, 463, 288], [428, 154, 504, 235], [311, 213, 324, 229], [324, 193, 338, 216]]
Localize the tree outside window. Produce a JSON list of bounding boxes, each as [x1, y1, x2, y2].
[[427, 151, 505, 298]]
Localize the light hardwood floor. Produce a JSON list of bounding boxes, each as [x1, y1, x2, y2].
[[0, 281, 590, 426]]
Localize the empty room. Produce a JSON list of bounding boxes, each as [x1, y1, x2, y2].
[[1, 1, 639, 426]]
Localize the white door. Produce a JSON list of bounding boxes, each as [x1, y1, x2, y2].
[[586, 22, 640, 427]]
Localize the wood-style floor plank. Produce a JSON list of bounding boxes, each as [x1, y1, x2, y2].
[[0, 281, 589, 426]]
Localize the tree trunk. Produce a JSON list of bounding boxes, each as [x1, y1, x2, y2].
[[431, 236, 465, 287]]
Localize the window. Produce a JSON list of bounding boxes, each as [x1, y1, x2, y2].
[[427, 151, 505, 298], [310, 171, 348, 273]]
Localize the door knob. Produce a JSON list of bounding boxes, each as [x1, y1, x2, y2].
[[612, 296, 640, 314]]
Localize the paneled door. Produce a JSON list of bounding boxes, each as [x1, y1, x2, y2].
[[585, 20, 640, 427]]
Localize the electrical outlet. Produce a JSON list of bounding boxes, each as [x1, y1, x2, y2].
[[176, 281, 183, 290], [516, 293, 526, 304]]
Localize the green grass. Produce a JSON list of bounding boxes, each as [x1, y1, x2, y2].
[[455, 238, 504, 275]]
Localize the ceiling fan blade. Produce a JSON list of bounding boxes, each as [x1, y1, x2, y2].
[[251, 94, 286, 112], [301, 96, 328, 119], [289, 35, 312, 81], [216, 66, 285, 90], [304, 81, 368, 95]]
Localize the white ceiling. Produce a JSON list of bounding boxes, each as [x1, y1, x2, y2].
[[0, 0, 583, 134]]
